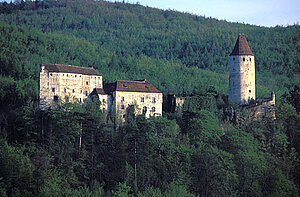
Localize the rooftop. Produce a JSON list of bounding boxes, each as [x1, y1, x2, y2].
[[230, 34, 254, 56], [104, 79, 162, 94], [43, 64, 101, 76]]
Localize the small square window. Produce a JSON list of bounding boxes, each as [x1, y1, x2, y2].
[[121, 105, 125, 109], [141, 97, 144, 102], [52, 88, 55, 92]]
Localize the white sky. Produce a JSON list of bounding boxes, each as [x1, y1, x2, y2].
[[121, 0, 300, 27]]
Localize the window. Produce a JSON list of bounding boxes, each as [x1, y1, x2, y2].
[[81, 90, 82, 93], [50, 73, 53, 76], [65, 96, 69, 102], [141, 97, 145, 102], [250, 58, 251, 61], [53, 96, 58, 101], [52, 88, 55, 92], [121, 96, 124, 101], [152, 107, 156, 112], [67, 74, 68, 76], [86, 81, 89, 85], [72, 89, 75, 93], [64, 88, 67, 93], [85, 91, 88, 96], [233, 57, 235, 61], [123, 114, 126, 118], [80, 98, 82, 103], [243, 58, 245, 61], [152, 97, 156, 103], [142, 106, 147, 114], [123, 84, 128, 88], [121, 105, 125, 110], [249, 90, 251, 93], [75, 75, 77, 77]]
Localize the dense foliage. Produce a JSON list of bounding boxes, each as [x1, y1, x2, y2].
[[0, 0, 299, 196]]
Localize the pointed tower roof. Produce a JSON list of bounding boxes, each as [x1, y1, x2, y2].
[[230, 34, 254, 56]]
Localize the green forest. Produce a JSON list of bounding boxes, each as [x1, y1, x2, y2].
[[0, 0, 299, 196]]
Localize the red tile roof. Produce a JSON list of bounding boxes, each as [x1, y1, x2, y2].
[[230, 34, 254, 56], [104, 79, 162, 93], [44, 64, 101, 76]]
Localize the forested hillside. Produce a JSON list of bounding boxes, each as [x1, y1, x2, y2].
[[0, 0, 299, 196]]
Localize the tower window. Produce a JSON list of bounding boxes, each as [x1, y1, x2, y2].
[[250, 58, 251, 61], [72, 89, 75, 93], [80, 98, 82, 103], [85, 91, 88, 96], [64, 88, 67, 93], [243, 58, 245, 61], [86, 81, 89, 85], [52, 88, 55, 92], [249, 90, 251, 93], [53, 96, 58, 101]]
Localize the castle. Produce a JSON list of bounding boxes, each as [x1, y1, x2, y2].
[[39, 64, 162, 124], [39, 34, 275, 123], [228, 34, 276, 122]]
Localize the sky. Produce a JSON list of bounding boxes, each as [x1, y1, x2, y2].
[[118, 0, 300, 27]]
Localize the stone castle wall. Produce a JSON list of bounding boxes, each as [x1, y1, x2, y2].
[[113, 91, 163, 123], [229, 55, 255, 105], [39, 65, 102, 110]]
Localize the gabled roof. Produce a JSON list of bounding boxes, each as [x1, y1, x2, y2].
[[230, 34, 254, 56], [104, 79, 162, 94], [44, 64, 101, 76]]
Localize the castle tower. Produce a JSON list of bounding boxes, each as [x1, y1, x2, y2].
[[229, 34, 255, 105]]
